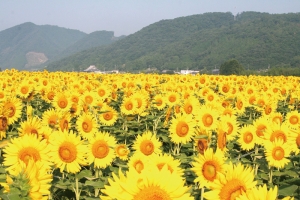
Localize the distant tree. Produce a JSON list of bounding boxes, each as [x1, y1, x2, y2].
[[219, 59, 244, 75]]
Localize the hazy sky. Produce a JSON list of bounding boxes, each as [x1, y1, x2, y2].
[[0, 0, 299, 36]]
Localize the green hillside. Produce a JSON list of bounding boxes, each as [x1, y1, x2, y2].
[[47, 12, 300, 72], [0, 22, 86, 70]]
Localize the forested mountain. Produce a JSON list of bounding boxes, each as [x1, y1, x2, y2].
[[0, 23, 123, 70], [47, 12, 300, 72]]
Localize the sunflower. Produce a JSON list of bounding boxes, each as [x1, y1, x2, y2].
[[120, 96, 138, 115], [87, 131, 116, 169], [264, 138, 291, 169], [115, 144, 130, 161], [151, 153, 184, 176], [48, 130, 87, 173], [96, 85, 111, 100], [192, 148, 225, 189], [236, 184, 278, 200], [16, 80, 34, 99], [285, 110, 300, 128], [165, 91, 181, 107], [53, 91, 71, 112], [237, 125, 258, 151], [76, 112, 98, 139], [3, 134, 50, 174], [101, 164, 193, 200], [41, 108, 60, 129], [127, 152, 150, 173], [132, 91, 149, 115], [59, 113, 71, 132], [197, 105, 220, 131], [252, 116, 270, 140], [2, 97, 23, 125], [216, 121, 228, 152], [182, 96, 201, 116], [98, 104, 118, 126], [204, 162, 257, 200], [289, 128, 300, 155], [18, 117, 44, 139], [152, 94, 167, 110], [269, 112, 283, 125], [132, 130, 162, 156], [194, 128, 211, 154], [169, 113, 196, 144], [263, 121, 292, 144], [219, 115, 239, 141]]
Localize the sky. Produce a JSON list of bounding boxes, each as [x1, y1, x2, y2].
[[0, 0, 299, 36]]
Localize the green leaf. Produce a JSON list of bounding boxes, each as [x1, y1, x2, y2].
[[278, 184, 298, 197], [85, 180, 104, 188], [76, 170, 92, 180]]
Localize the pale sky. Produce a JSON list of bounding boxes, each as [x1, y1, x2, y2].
[[0, 0, 299, 36]]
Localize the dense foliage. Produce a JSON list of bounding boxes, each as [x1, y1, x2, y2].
[[47, 12, 300, 73]]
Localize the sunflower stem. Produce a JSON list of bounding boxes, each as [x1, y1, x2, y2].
[[94, 168, 101, 197], [74, 174, 81, 200], [200, 187, 204, 200], [269, 166, 273, 184]]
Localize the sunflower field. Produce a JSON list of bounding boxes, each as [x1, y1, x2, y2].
[[0, 69, 299, 200]]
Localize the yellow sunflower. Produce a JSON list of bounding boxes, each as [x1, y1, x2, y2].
[[120, 96, 138, 115], [87, 131, 116, 169], [0, 115, 8, 140], [98, 104, 118, 126], [152, 94, 167, 110], [132, 90, 149, 115], [151, 153, 184, 176], [18, 117, 44, 139], [76, 112, 98, 139], [236, 184, 278, 200], [285, 110, 300, 129], [194, 128, 211, 154], [101, 164, 193, 200], [53, 91, 71, 112], [263, 121, 292, 144], [2, 97, 23, 125], [16, 80, 34, 99], [59, 113, 71, 132], [169, 113, 196, 144], [115, 144, 130, 161], [252, 116, 270, 140], [132, 130, 162, 156], [237, 125, 258, 151], [165, 91, 181, 107], [192, 148, 225, 189], [197, 105, 220, 131], [48, 130, 87, 173], [182, 95, 201, 116], [264, 138, 291, 169], [41, 108, 60, 129], [3, 134, 50, 174], [219, 115, 239, 141], [204, 162, 257, 200]]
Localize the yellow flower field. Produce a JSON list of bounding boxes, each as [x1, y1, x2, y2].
[[0, 69, 299, 200]]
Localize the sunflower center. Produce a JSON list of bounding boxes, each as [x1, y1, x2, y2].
[[0, 116, 8, 131], [21, 86, 29, 94], [82, 121, 92, 133], [134, 186, 171, 200], [103, 112, 113, 121], [272, 146, 285, 160], [60, 119, 69, 131], [270, 130, 286, 143], [243, 131, 253, 144], [4, 103, 16, 118], [256, 124, 266, 137], [58, 97, 68, 108], [98, 89, 105, 97], [134, 160, 144, 173], [264, 105, 272, 115], [289, 115, 299, 125], [296, 134, 300, 148], [140, 140, 154, 156], [219, 179, 246, 200], [47, 91, 55, 100], [202, 161, 218, 181], [227, 122, 233, 135], [168, 95, 176, 103], [184, 104, 193, 114], [18, 147, 41, 165], [236, 100, 243, 110], [196, 138, 208, 155], [202, 114, 213, 127], [85, 96, 93, 104], [218, 131, 227, 150], [156, 99, 162, 106], [125, 101, 133, 110], [59, 141, 77, 163], [92, 140, 109, 159], [116, 145, 128, 157], [157, 163, 174, 173], [222, 85, 229, 93], [176, 121, 189, 137], [207, 94, 214, 101]]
